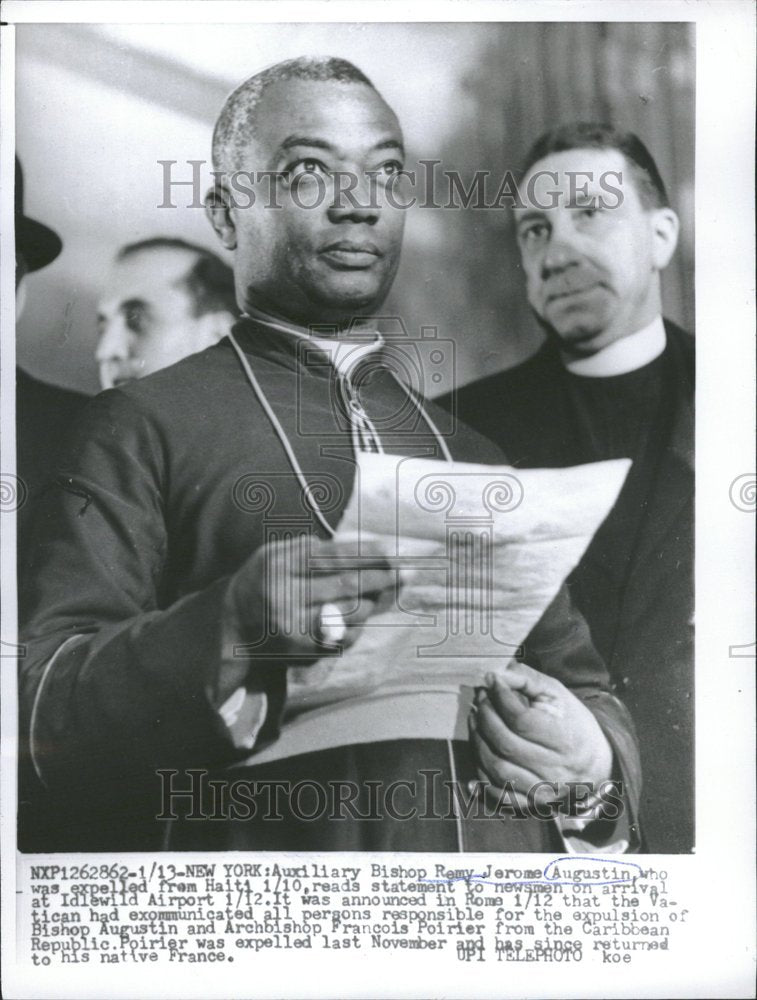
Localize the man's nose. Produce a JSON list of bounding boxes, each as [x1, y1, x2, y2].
[[326, 172, 381, 225], [95, 320, 131, 362], [539, 215, 581, 276]]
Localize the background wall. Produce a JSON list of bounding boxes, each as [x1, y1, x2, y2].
[[15, 21, 694, 395]]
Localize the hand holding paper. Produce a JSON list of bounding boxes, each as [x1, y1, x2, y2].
[[286, 451, 632, 710], [226, 533, 400, 661], [469, 665, 613, 805], [243, 451, 630, 766]]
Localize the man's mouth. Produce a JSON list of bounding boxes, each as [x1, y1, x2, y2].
[[101, 367, 139, 389], [545, 281, 604, 305], [320, 240, 383, 268]]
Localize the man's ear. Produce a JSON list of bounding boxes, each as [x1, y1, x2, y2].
[[205, 185, 237, 251], [16, 275, 28, 320], [193, 310, 236, 350], [650, 206, 679, 270]]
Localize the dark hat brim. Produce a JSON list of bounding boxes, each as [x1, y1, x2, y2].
[[16, 214, 63, 272]]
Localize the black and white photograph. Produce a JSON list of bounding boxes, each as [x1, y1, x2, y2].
[[1, 2, 754, 997]]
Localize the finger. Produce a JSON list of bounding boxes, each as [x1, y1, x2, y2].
[[317, 595, 378, 628], [485, 674, 533, 721], [482, 678, 566, 753], [472, 774, 536, 816], [336, 601, 376, 649], [468, 718, 543, 793], [309, 568, 397, 601], [262, 535, 310, 578], [309, 596, 380, 651], [253, 540, 376, 657], [490, 662, 562, 702], [474, 695, 556, 770], [474, 726, 575, 798], [325, 532, 439, 556], [306, 601, 348, 652], [310, 534, 443, 569], [307, 534, 398, 566]]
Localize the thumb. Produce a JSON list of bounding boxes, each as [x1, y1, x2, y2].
[[489, 662, 560, 702]]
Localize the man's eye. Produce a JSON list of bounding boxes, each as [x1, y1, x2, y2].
[[374, 160, 403, 180], [126, 310, 145, 334], [519, 223, 549, 243], [287, 158, 329, 179]]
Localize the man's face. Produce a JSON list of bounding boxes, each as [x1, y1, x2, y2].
[[16, 251, 29, 317], [96, 248, 221, 389], [217, 79, 407, 327], [514, 148, 677, 357]]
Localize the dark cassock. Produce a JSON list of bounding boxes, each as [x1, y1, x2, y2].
[[14, 370, 89, 847], [12, 158, 90, 580], [19, 313, 641, 853], [15, 368, 89, 559], [447, 316, 694, 852]]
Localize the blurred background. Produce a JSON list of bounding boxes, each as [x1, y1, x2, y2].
[[15, 21, 694, 396]]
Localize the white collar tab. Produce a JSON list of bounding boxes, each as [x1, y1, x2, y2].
[[564, 315, 666, 377]]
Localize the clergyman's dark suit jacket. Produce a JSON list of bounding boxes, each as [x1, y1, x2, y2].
[[15, 368, 89, 558], [445, 321, 694, 852]]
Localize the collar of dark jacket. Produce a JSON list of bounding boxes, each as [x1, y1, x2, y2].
[[538, 320, 694, 471], [230, 315, 387, 384]]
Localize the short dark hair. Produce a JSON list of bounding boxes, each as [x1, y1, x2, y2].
[[213, 56, 377, 174], [521, 122, 669, 209], [117, 237, 239, 317]]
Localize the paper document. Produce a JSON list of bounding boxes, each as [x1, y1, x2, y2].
[[285, 453, 631, 713]]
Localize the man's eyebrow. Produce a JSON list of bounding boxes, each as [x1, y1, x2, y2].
[[277, 136, 405, 157], [118, 298, 149, 316], [278, 136, 336, 152], [568, 193, 601, 207], [515, 210, 548, 226], [373, 139, 405, 157]]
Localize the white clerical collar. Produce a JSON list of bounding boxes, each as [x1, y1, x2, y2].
[[242, 304, 383, 378], [563, 315, 666, 377]]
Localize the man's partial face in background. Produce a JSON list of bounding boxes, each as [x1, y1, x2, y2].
[[208, 79, 407, 328], [16, 252, 29, 316], [96, 246, 232, 389], [514, 147, 679, 358]]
